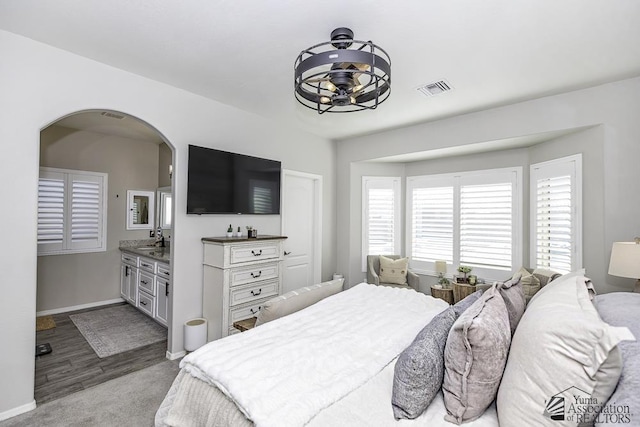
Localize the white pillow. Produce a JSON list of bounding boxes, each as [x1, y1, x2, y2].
[[497, 273, 634, 426]]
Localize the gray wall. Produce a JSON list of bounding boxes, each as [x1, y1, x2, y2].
[[38, 125, 161, 312], [337, 78, 640, 296], [158, 142, 172, 188]]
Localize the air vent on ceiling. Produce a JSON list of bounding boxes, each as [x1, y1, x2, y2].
[[101, 111, 125, 120], [416, 80, 453, 98]]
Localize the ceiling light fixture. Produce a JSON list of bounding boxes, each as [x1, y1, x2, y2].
[[294, 27, 391, 114]]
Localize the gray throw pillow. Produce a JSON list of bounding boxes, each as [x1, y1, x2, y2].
[[497, 277, 526, 336], [594, 292, 640, 426], [443, 286, 511, 424], [452, 290, 483, 317], [392, 307, 458, 420]]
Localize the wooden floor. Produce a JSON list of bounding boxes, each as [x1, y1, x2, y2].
[[35, 302, 168, 404]]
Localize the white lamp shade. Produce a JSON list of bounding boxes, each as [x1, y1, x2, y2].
[[608, 242, 640, 279], [435, 260, 447, 274]]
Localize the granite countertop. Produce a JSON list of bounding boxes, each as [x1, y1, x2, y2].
[[119, 245, 171, 263]]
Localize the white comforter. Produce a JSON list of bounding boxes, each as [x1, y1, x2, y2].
[[180, 283, 449, 427]]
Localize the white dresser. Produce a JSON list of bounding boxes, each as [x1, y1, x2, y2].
[[202, 235, 287, 341]]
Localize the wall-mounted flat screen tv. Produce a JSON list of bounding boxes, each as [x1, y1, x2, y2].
[[187, 145, 281, 214]]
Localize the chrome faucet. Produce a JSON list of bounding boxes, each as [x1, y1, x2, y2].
[[155, 227, 165, 247]]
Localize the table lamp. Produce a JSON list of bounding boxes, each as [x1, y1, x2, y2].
[[435, 260, 449, 287], [608, 238, 640, 293]]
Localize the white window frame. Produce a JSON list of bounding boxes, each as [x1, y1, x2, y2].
[[530, 154, 582, 274], [38, 167, 108, 256], [362, 176, 402, 271], [406, 167, 522, 282]]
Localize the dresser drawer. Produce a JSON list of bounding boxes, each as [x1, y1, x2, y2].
[[139, 257, 156, 274], [230, 243, 280, 265], [230, 262, 279, 287], [138, 291, 155, 317], [157, 263, 171, 280], [121, 253, 138, 266], [230, 280, 278, 307], [138, 271, 155, 296], [228, 299, 269, 326]]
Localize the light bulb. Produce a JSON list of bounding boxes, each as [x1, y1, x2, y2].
[[320, 96, 331, 104], [349, 96, 357, 104], [326, 82, 337, 92]]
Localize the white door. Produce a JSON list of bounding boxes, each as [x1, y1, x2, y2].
[[281, 170, 322, 294]]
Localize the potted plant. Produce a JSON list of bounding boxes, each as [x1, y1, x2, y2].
[[226, 224, 233, 238], [236, 226, 242, 237], [456, 265, 473, 283]]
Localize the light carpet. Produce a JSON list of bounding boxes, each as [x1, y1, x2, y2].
[[0, 359, 181, 427], [70, 304, 166, 358]]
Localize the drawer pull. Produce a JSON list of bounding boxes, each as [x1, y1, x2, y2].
[[141, 263, 151, 268], [166, 283, 170, 297], [250, 288, 262, 296], [251, 250, 262, 257], [162, 271, 170, 276], [125, 266, 130, 277], [250, 306, 262, 315], [250, 271, 262, 279], [140, 301, 147, 306], [141, 280, 149, 285]]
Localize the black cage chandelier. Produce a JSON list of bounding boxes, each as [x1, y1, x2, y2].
[[294, 28, 391, 114]]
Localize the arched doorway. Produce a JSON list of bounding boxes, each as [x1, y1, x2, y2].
[[35, 109, 175, 403]]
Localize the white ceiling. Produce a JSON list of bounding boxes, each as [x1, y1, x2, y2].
[[2, 0, 640, 141]]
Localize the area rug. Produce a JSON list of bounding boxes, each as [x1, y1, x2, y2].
[[36, 315, 56, 332], [69, 305, 166, 358]]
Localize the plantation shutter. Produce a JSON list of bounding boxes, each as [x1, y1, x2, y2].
[[252, 186, 272, 214], [38, 167, 107, 255], [38, 171, 65, 254], [367, 188, 396, 255], [362, 177, 401, 270], [69, 174, 104, 250], [459, 182, 513, 270], [531, 155, 581, 274], [411, 186, 454, 263]]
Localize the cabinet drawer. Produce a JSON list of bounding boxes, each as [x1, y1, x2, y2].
[[230, 280, 278, 307], [230, 243, 280, 265], [138, 271, 155, 296], [138, 291, 155, 317], [121, 253, 138, 266], [230, 262, 279, 287], [229, 299, 269, 326], [139, 258, 156, 274], [157, 263, 171, 280]]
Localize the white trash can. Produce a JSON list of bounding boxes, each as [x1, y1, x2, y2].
[[184, 318, 207, 352]]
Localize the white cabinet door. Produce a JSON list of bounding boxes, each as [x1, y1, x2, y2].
[[155, 278, 169, 326], [120, 263, 137, 305]]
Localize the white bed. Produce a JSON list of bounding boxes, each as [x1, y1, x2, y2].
[[155, 283, 500, 426]]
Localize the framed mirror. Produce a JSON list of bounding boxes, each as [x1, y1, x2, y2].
[[126, 190, 155, 230], [156, 186, 172, 230]]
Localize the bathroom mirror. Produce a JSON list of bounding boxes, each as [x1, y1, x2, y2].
[[156, 186, 172, 229], [127, 190, 155, 230]]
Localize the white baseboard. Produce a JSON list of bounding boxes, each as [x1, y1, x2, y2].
[[36, 298, 125, 316], [166, 350, 186, 360], [0, 400, 36, 421]]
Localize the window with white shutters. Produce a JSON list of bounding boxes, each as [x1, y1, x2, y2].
[[362, 177, 401, 271], [530, 155, 582, 274], [38, 167, 107, 255], [407, 168, 522, 280]]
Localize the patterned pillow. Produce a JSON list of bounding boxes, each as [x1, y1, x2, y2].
[[513, 267, 540, 302], [392, 307, 458, 419], [379, 255, 408, 285], [443, 286, 511, 424]]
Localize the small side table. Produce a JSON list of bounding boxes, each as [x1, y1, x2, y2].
[[430, 286, 454, 305], [233, 317, 257, 332]]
